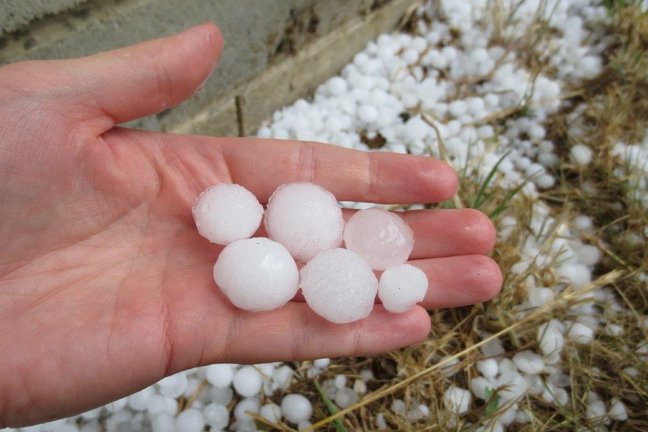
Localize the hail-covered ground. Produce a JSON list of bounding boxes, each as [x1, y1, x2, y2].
[[17, 1, 648, 431]]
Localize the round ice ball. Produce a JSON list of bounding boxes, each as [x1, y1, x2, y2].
[[213, 238, 299, 311], [281, 394, 313, 425], [378, 264, 428, 313], [343, 208, 414, 270], [193, 183, 263, 245], [233, 366, 263, 397], [265, 182, 344, 263], [300, 248, 378, 324]]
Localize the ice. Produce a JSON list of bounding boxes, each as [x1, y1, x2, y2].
[[265, 182, 345, 262], [205, 363, 235, 389], [232, 366, 263, 397], [260, 403, 282, 423], [193, 184, 264, 245], [175, 409, 205, 432], [378, 264, 428, 313], [234, 398, 260, 422], [344, 208, 414, 270], [203, 403, 229, 429], [281, 394, 313, 425], [512, 350, 545, 374], [443, 385, 472, 414], [300, 248, 378, 324], [213, 237, 299, 312]]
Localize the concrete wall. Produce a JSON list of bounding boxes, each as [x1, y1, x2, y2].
[[0, 0, 416, 136]]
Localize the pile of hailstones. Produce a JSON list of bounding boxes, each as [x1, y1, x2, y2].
[[193, 181, 428, 323]]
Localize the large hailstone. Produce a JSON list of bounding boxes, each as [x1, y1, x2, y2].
[[343, 208, 414, 270], [300, 248, 378, 324], [264, 182, 344, 262], [378, 264, 428, 313], [213, 238, 299, 311], [193, 184, 263, 245]]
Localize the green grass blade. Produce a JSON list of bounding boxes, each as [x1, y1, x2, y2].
[[314, 381, 348, 432], [472, 151, 511, 209]]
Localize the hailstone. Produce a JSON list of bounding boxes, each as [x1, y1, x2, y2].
[[193, 183, 263, 245], [213, 237, 299, 311], [378, 264, 428, 313], [264, 182, 344, 262], [343, 208, 414, 270], [300, 248, 378, 324]]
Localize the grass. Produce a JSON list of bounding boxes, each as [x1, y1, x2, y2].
[[279, 3, 648, 432]]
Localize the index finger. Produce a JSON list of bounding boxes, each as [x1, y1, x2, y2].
[[217, 138, 458, 204]]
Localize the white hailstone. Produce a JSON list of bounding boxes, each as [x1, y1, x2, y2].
[[570, 144, 593, 166], [573, 215, 593, 231], [608, 398, 628, 421], [151, 413, 175, 432], [146, 395, 176, 417], [476, 358, 499, 378], [301, 248, 378, 323], [233, 366, 263, 397], [360, 369, 375, 382], [50, 425, 79, 432], [448, 100, 467, 117], [213, 237, 299, 311], [260, 403, 282, 423], [576, 245, 600, 266], [470, 377, 493, 400], [80, 421, 100, 432], [376, 413, 388, 430], [334, 374, 347, 389], [604, 323, 623, 337], [538, 320, 565, 355], [193, 184, 264, 245], [344, 208, 414, 270], [272, 365, 294, 390], [527, 286, 555, 308], [281, 394, 313, 425], [525, 373, 545, 395], [127, 386, 155, 411], [157, 372, 188, 399], [358, 104, 379, 123], [353, 379, 367, 394], [234, 398, 261, 422], [512, 350, 545, 374], [378, 264, 428, 313], [557, 263, 592, 287], [497, 373, 528, 402], [567, 322, 595, 344], [80, 407, 102, 421], [335, 388, 359, 408], [205, 364, 235, 389], [209, 386, 233, 406], [481, 336, 506, 357], [443, 385, 472, 414], [586, 400, 607, 424], [391, 399, 406, 416], [175, 409, 205, 432], [106, 397, 128, 413], [298, 421, 312, 431], [327, 76, 348, 96], [440, 355, 461, 377], [313, 358, 330, 369], [541, 384, 569, 406], [265, 182, 344, 262], [203, 403, 229, 429], [404, 116, 430, 142]]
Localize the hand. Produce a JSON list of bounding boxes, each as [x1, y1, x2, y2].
[[0, 23, 501, 427]]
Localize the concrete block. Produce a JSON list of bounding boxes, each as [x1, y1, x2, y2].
[[1, 0, 89, 36]]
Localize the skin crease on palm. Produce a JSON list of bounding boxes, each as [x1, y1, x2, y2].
[[0, 23, 502, 427]]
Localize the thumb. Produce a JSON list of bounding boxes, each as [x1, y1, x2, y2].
[[67, 23, 222, 129]]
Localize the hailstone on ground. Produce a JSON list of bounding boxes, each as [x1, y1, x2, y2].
[[344, 208, 414, 270], [378, 264, 428, 313], [300, 248, 378, 323], [265, 182, 345, 262], [213, 237, 299, 311], [193, 184, 263, 245]]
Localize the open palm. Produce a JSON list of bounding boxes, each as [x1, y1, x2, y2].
[[0, 24, 501, 427]]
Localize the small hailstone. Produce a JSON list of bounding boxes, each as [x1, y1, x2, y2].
[[205, 364, 235, 388], [203, 403, 229, 429], [301, 248, 378, 323], [127, 386, 154, 411], [298, 421, 312, 431], [157, 373, 188, 399], [151, 413, 175, 432], [272, 365, 294, 390], [334, 374, 347, 389], [586, 400, 607, 423], [260, 403, 282, 423], [476, 358, 499, 378], [496, 373, 528, 402], [538, 320, 565, 355], [358, 104, 379, 123], [334, 388, 359, 408], [604, 323, 623, 337], [313, 358, 330, 369], [344, 208, 414, 270], [376, 413, 388, 430], [378, 264, 428, 313], [175, 409, 205, 432], [570, 145, 593, 166], [234, 398, 261, 422], [470, 376, 493, 400], [281, 394, 313, 425], [404, 116, 430, 141], [353, 379, 367, 394], [213, 237, 299, 311], [443, 385, 472, 414], [391, 399, 406, 416], [512, 350, 545, 374], [146, 395, 176, 417], [576, 245, 600, 266], [265, 182, 344, 262], [233, 366, 263, 397], [567, 322, 595, 344], [527, 286, 555, 307], [209, 386, 233, 406], [608, 398, 628, 421], [481, 336, 506, 357], [193, 184, 264, 245]]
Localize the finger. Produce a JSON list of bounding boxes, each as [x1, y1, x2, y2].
[[218, 138, 458, 203], [66, 23, 222, 128], [412, 255, 502, 309], [205, 304, 431, 364]]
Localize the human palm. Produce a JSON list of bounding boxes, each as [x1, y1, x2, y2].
[[0, 24, 501, 427]]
